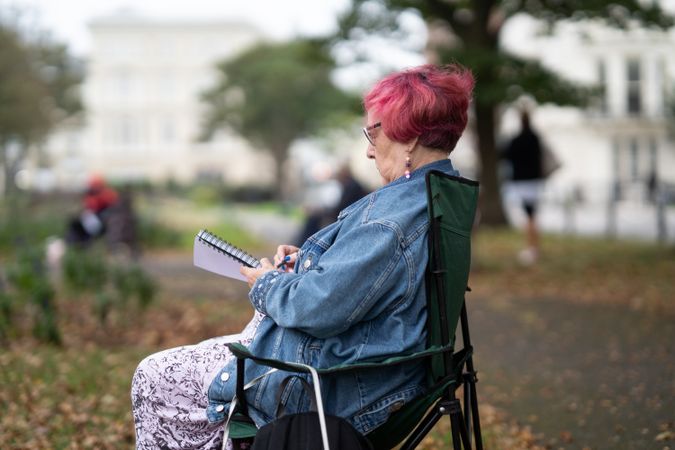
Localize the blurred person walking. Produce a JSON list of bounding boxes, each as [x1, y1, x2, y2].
[[332, 164, 368, 218], [294, 164, 368, 246], [503, 110, 554, 265]]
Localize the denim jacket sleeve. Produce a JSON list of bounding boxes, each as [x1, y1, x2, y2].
[[249, 221, 408, 339]]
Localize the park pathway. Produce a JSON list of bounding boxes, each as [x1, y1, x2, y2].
[[467, 294, 675, 450]]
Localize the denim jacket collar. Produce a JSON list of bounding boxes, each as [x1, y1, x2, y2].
[[338, 158, 456, 221]]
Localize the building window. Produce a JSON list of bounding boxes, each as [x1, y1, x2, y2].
[[649, 137, 658, 176], [109, 116, 140, 146], [597, 59, 607, 114], [161, 117, 176, 144], [629, 137, 639, 181], [657, 58, 666, 116], [626, 58, 642, 115], [615, 136, 658, 185], [114, 72, 131, 97]]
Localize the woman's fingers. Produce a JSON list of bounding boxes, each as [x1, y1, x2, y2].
[[275, 244, 296, 259], [240, 258, 274, 288], [275, 245, 299, 268]]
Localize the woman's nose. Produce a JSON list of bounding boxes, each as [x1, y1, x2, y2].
[[366, 146, 375, 159]]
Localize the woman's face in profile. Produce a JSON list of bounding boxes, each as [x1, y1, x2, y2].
[[365, 113, 407, 185]]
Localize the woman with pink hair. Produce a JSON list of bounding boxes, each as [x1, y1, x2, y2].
[[132, 64, 474, 449]]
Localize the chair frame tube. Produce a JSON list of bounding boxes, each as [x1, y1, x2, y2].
[[402, 187, 484, 450]]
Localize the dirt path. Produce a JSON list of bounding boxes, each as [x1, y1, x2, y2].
[[468, 294, 675, 449]]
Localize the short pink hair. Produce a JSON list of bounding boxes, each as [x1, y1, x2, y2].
[[364, 64, 474, 152]]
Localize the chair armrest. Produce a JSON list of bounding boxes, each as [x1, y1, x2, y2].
[[226, 342, 463, 374]]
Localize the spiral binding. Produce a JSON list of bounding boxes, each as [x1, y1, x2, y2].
[[196, 229, 261, 268]]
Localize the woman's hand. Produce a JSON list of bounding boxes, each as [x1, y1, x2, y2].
[[273, 244, 299, 273], [240, 258, 275, 288], [240, 244, 299, 287]]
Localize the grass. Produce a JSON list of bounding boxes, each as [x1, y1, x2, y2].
[[0, 344, 519, 450], [135, 195, 273, 252], [472, 228, 675, 313], [0, 346, 144, 449], [0, 290, 254, 449], [0, 194, 72, 255]]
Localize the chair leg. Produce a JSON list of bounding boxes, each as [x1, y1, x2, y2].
[[468, 377, 484, 450], [449, 409, 463, 450], [463, 375, 472, 445], [399, 406, 443, 450], [446, 399, 472, 450], [460, 363, 484, 450], [401, 395, 479, 450]]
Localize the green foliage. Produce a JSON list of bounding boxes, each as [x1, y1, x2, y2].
[[62, 246, 108, 292], [62, 247, 157, 326], [137, 215, 183, 249], [0, 281, 13, 340], [440, 48, 598, 107], [2, 243, 60, 344], [505, 0, 674, 29], [192, 221, 262, 253], [111, 264, 156, 310], [0, 196, 68, 255], [339, 0, 673, 108], [201, 39, 361, 195], [0, 26, 50, 142], [0, 20, 83, 194], [31, 41, 84, 120], [222, 185, 274, 203], [202, 39, 359, 146], [188, 183, 226, 206]]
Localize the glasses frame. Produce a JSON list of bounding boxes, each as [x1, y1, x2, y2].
[[362, 122, 381, 146]]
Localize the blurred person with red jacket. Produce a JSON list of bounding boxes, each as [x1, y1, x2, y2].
[[65, 175, 119, 246]]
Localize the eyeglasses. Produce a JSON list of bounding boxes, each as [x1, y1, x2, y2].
[[362, 122, 381, 146]]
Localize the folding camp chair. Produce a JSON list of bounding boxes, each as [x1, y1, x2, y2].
[[226, 170, 483, 449]]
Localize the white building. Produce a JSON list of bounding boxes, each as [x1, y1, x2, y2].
[[44, 12, 275, 190], [500, 18, 675, 204]]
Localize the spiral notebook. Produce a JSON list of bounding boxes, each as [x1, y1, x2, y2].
[[193, 229, 261, 282]]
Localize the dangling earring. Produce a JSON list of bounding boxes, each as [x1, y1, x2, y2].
[[405, 154, 411, 179]]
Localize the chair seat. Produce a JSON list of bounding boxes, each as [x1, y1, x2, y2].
[[366, 379, 456, 449]]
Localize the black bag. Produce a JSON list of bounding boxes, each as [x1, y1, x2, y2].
[[251, 376, 373, 450]]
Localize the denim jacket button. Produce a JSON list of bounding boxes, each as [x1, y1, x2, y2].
[[220, 372, 230, 382], [216, 404, 225, 412]]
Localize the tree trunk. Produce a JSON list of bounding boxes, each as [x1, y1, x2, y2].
[[0, 143, 12, 197], [446, 0, 506, 225], [270, 144, 288, 202], [473, 101, 508, 225]]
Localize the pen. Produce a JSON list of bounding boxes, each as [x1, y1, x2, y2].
[[276, 255, 291, 269]]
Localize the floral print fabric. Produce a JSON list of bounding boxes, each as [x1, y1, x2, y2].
[[131, 311, 264, 449]]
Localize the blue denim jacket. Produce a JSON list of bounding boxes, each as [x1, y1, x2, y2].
[[207, 159, 458, 435]]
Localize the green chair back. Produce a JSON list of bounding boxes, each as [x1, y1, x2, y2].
[[425, 171, 479, 382], [366, 171, 479, 449]]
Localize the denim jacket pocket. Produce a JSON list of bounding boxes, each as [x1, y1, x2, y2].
[[297, 249, 316, 274], [298, 240, 326, 274], [351, 385, 425, 435]]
